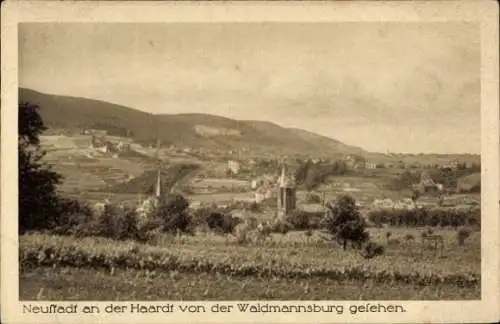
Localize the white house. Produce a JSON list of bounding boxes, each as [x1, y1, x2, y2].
[[227, 160, 241, 174], [365, 162, 377, 169], [254, 185, 274, 203]]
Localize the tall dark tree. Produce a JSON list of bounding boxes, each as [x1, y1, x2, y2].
[[154, 194, 193, 234], [323, 194, 369, 250], [18, 102, 63, 233], [294, 159, 312, 185]]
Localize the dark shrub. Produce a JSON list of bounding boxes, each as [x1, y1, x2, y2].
[[286, 210, 324, 231], [271, 219, 294, 235], [50, 197, 94, 235], [287, 210, 310, 230], [405, 234, 415, 241], [457, 227, 472, 245], [140, 217, 165, 232], [116, 207, 142, 241], [205, 211, 242, 234], [363, 242, 385, 259], [248, 201, 261, 213]]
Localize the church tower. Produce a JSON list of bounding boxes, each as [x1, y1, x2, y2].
[[277, 163, 297, 220]]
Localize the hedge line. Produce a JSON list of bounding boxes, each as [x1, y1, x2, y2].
[[366, 207, 480, 228]]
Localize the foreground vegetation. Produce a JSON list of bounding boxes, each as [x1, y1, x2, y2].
[[21, 266, 479, 301], [20, 228, 480, 300], [20, 229, 480, 299]]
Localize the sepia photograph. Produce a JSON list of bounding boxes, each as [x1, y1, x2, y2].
[[2, 1, 499, 324]]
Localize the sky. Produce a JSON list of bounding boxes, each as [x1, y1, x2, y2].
[[18, 23, 481, 154]]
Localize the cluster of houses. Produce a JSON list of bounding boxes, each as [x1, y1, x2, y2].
[[370, 198, 419, 210], [343, 155, 476, 171], [225, 155, 475, 176], [251, 175, 278, 203], [89, 135, 132, 158], [343, 155, 377, 169]]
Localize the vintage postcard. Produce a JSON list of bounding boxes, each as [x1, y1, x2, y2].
[[1, 0, 499, 323]]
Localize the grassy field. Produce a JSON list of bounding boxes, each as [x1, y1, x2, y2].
[[19, 227, 480, 301], [21, 266, 479, 301]]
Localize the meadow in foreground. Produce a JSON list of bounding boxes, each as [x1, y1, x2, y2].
[[19, 226, 480, 300], [21, 266, 479, 301]]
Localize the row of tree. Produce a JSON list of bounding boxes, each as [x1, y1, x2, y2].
[[389, 168, 480, 192], [367, 207, 480, 228], [295, 159, 349, 191]]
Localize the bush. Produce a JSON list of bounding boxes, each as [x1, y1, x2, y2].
[[248, 201, 261, 213], [405, 234, 415, 241], [49, 198, 94, 235], [323, 195, 369, 250], [116, 207, 142, 241], [285, 210, 324, 231], [68, 203, 120, 239], [205, 211, 242, 234], [457, 227, 472, 245], [421, 228, 435, 238], [286, 210, 310, 230], [191, 202, 219, 225], [139, 217, 165, 232], [270, 219, 294, 235], [363, 242, 385, 259]]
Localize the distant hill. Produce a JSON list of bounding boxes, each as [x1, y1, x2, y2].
[[19, 88, 368, 158], [287, 127, 365, 156], [19, 88, 156, 144]]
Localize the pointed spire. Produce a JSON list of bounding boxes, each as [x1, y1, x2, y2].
[[154, 135, 161, 198], [279, 163, 288, 187], [155, 168, 161, 198]]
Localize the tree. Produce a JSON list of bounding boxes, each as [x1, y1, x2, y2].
[[18, 102, 63, 233], [323, 194, 369, 250], [294, 159, 312, 185], [154, 194, 193, 234]]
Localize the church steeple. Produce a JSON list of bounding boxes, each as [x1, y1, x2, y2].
[[276, 162, 296, 220]]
